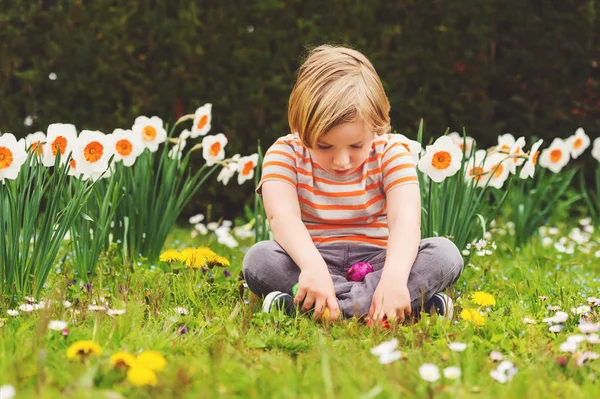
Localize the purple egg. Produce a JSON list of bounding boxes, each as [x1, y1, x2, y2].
[[345, 262, 374, 282]]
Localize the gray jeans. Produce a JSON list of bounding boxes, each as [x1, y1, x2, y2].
[[242, 237, 464, 318]]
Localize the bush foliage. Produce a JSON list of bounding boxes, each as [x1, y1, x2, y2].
[[1, 0, 599, 216]]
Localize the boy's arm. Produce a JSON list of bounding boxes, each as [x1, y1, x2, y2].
[[262, 180, 340, 320], [369, 183, 421, 321]]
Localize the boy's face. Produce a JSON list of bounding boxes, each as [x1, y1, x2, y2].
[[310, 119, 375, 178]]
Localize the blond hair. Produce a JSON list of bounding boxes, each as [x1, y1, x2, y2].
[[288, 45, 391, 148]]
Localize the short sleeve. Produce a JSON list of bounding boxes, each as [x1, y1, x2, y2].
[[381, 135, 419, 193], [256, 138, 298, 194]]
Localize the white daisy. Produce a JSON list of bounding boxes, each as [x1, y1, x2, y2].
[[48, 320, 68, 331]]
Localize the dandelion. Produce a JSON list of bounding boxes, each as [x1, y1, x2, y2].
[[566, 128, 590, 159], [112, 128, 144, 166], [159, 250, 183, 263], [0, 133, 28, 182], [110, 351, 137, 369], [132, 116, 167, 152], [7, 310, 18, 316], [206, 255, 230, 268], [136, 350, 166, 372], [182, 247, 216, 269], [443, 366, 461, 379], [127, 366, 158, 387], [417, 136, 463, 182], [237, 154, 259, 185], [202, 133, 228, 166], [539, 138, 570, 173], [419, 363, 441, 382], [460, 308, 485, 326], [472, 291, 496, 306], [191, 103, 212, 138], [48, 320, 68, 331], [448, 342, 467, 352], [42, 123, 78, 166], [66, 340, 102, 359]]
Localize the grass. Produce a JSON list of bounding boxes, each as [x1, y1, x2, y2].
[[1, 224, 600, 399]]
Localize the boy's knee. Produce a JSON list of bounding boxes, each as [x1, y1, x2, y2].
[[242, 240, 276, 277], [429, 237, 464, 281]]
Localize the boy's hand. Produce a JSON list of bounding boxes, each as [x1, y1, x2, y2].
[[368, 280, 411, 323], [294, 266, 340, 321]]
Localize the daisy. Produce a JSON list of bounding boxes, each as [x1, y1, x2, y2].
[[191, 103, 212, 138], [202, 133, 228, 166], [18, 304, 35, 313], [539, 138, 570, 173], [417, 136, 463, 183], [48, 320, 68, 331], [174, 307, 189, 315], [0, 133, 27, 181], [237, 154, 259, 185], [42, 123, 78, 166], [7, 310, 18, 316], [443, 366, 461, 379], [395, 134, 422, 164], [371, 339, 403, 364], [112, 128, 144, 166], [519, 139, 543, 179], [448, 342, 467, 352], [592, 137, 600, 162], [447, 131, 475, 155], [132, 116, 167, 152], [189, 214, 204, 224], [489, 351, 503, 361], [72, 130, 114, 180], [106, 309, 126, 316], [419, 363, 441, 382], [25, 131, 46, 158], [195, 223, 208, 235], [566, 128, 590, 159], [559, 341, 578, 353]]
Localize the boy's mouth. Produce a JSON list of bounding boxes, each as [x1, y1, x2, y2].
[[333, 169, 351, 175]]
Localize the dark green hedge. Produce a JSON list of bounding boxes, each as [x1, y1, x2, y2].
[[1, 0, 599, 218]]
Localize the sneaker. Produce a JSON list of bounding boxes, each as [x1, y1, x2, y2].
[[425, 293, 454, 319], [262, 291, 296, 316]]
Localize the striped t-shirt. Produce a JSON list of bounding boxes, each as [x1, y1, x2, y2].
[[257, 133, 419, 247]]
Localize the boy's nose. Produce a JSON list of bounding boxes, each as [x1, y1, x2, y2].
[[333, 152, 350, 168]]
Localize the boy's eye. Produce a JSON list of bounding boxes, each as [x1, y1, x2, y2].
[[317, 145, 332, 150], [351, 144, 364, 149]]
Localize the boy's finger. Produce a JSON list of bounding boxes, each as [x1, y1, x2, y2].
[[302, 293, 316, 311], [294, 287, 307, 304], [313, 298, 326, 319], [327, 297, 340, 321]]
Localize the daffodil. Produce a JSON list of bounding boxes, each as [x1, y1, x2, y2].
[[42, 123, 77, 167], [472, 291, 496, 306], [481, 153, 510, 189], [136, 350, 166, 372], [592, 137, 600, 162], [25, 131, 46, 158], [126, 365, 157, 386], [112, 128, 144, 166], [191, 103, 212, 138], [539, 138, 570, 173], [236, 154, 259, 185], [159, 250, 183, 263], [566, 127, 590, 159], [519, 139, 543, 179], [110, 351, 137, 369], [0, 133, 27, 182], [218, 155, 240, 185], [132, 116, 167, 152], [496, 133, 517, 153], [448, 131, 475, 155], [72, 130, 114, 180], [202, 133, 228, 166], [66, 340, 102, 359], [417, 136, 463, 183], [464, 149, 487, 187], [460, 308, 485, 326]]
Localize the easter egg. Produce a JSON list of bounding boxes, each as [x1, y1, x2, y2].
[[292, 283, 299, 297]]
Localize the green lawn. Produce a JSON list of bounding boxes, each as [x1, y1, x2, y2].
[[1, 225, 600, 398]]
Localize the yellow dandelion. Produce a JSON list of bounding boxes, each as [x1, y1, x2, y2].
[[182, 247, 216, 269], [136, 350, 166, 372], [110, 351, 137, 369], [206, 255, 230, 268], [66, 340, 103, 359], [127, 365, 157, 387], [460, 308, 485, 326], [159, 249, 183, 263], [471, 291, 496, 307]]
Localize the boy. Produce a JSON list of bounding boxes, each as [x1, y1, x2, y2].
[[243, 45, 463, 322]]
